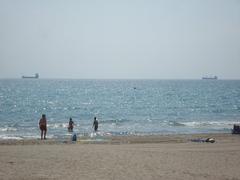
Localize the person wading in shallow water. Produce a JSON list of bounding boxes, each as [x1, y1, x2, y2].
[[68, 117, 74, 132], [92, 117, 98, 132], [39, 114, 47, 140]]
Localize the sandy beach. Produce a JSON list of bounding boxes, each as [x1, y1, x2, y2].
[[0, 133, 240, 180]]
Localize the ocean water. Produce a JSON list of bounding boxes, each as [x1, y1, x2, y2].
[[0, 79, 240, 139]]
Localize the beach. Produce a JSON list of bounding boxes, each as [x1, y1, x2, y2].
[[1, 133, 240, 180], [1, 0, 240, 179]]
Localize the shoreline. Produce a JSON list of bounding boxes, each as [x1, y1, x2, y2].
[[0, 132, 237, 145]]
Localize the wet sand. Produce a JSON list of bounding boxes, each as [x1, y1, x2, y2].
[[0, 133, 240, 180]]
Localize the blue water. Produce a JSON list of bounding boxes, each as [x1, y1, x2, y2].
[[0, 79, 240, 139]]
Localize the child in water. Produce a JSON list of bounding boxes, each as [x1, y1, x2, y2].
[[68, 118, 74, 132], [92, 117, 98, 132]]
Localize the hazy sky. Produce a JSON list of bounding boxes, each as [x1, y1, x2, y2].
[[0, 0, 240, 79]]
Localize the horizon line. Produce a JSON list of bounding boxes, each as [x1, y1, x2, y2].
[[1, 77, 240, 80]]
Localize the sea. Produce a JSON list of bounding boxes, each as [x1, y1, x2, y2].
[[0, 79, 240, 140]]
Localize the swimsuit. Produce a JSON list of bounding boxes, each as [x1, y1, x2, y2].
[[40, 125, 47, 131]]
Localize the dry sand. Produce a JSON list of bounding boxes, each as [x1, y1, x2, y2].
[[0, 133, 240, 180]]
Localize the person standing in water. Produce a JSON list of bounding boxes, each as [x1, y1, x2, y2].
[[92, 117, 98, 132], [68, 117, 74, 132], [39, 114, 47, 140]]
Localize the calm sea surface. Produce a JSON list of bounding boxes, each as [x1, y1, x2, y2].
[[0, 79, 240, 139]]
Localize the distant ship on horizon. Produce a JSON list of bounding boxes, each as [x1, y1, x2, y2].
[[22, 73, 39, 79], [202, 75, 218, 80]]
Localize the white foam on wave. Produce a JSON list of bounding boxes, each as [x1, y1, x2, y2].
[[0, 135, 23, 140], [21, 135, 41, 139], [181, 121, 239, 128], [89, 131, 112, 138], [48, 123, 68, 129], [0, 127, 17, 132]]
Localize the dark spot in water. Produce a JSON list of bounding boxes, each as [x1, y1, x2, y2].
[[7, 161, 15, 165]]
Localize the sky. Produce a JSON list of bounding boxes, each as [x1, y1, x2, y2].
[[0, 0, 240, 79]]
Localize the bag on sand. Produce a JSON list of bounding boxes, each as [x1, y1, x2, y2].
[[72, 133, 77, 141]]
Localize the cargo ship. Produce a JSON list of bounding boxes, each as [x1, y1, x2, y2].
[[22, 73, 39, 79], [202, 76, 218, 80]]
